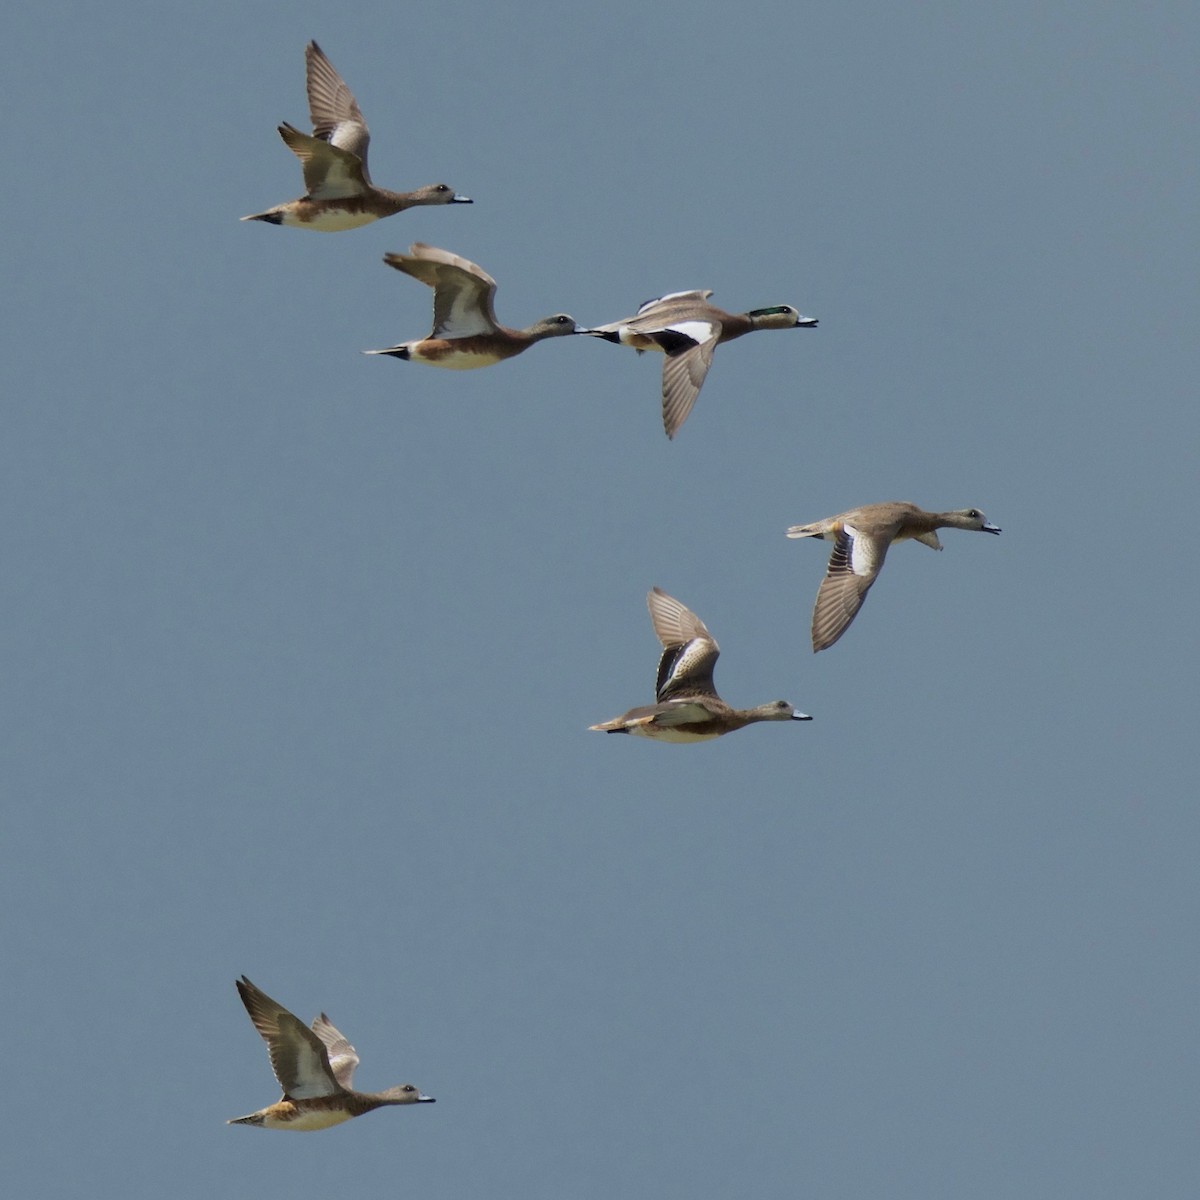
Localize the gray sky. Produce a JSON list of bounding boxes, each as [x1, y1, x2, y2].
[[3, 1, 1198, 1197]]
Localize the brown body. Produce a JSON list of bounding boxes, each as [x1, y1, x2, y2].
[[245, 182, 464, 231], [229, 1092, 398, 1131], [373, 333, 542, 369]]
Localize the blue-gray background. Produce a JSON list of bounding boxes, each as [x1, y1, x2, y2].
[[3, 2, 1197, 1196]]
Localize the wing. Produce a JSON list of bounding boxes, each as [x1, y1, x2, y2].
[[589, 699, 714, 732], [810, 525, 890, 652], [648, 699, 719, 726], [634, 289, 713, 317], [647, 588, 720, 700], [658, 332, 718, 438], [654, 639, 720, 702], [278, 123, 368, 199], [235, 977, 344, 1099], [305, 41, 371, 169], [647, 587, 713, 648], [311, 1013, 360, 1089], [384, 244, 501, 338]]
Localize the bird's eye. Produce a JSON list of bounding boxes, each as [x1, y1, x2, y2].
[[403, 1085, 416, 1093], [436, 184, 449, 193], [967, 509, 980, 518]]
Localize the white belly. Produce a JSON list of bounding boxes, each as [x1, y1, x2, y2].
[[285, 209, 378, 232]]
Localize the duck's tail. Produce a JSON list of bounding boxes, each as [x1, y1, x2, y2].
[[784, 523, 824, 540], [227, 1112, 266, 1127]]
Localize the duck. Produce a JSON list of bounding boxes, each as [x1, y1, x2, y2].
[[363, 243, 581, 367], [228, 976, 435, 1130], [589, 587, 812, 741], [241, 41, 471, 231], [584, 290, 817, 437], [785, 502, 1001, 652]]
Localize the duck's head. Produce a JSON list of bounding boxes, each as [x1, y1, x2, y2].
[[953, 508, 1002, 534], [748, 305, 819, 330], [379, 1084, 436, 1104]]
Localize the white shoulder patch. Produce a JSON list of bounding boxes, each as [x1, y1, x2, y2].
[[844, 525, 875, 577], [666, 319, 717, 345]]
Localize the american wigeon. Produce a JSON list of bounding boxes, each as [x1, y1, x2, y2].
[[584, 290, 817, 438], [786, 502, 1001, 652], [242, 42, 471, 230], [363, 243, 580, 367], [589, 587, 812, 741], [228, 976, 435, 1131]]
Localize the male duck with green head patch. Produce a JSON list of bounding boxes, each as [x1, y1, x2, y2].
[[584, 290, 817, 438]]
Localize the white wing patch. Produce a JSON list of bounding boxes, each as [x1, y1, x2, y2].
[[327, 120, 367, 155], [307, 153, 364, 200], [844, 525, 877, 577], [665, 320, 717, 345], [436, 289, 496, 338], [287, 1043, 342, 1098]]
